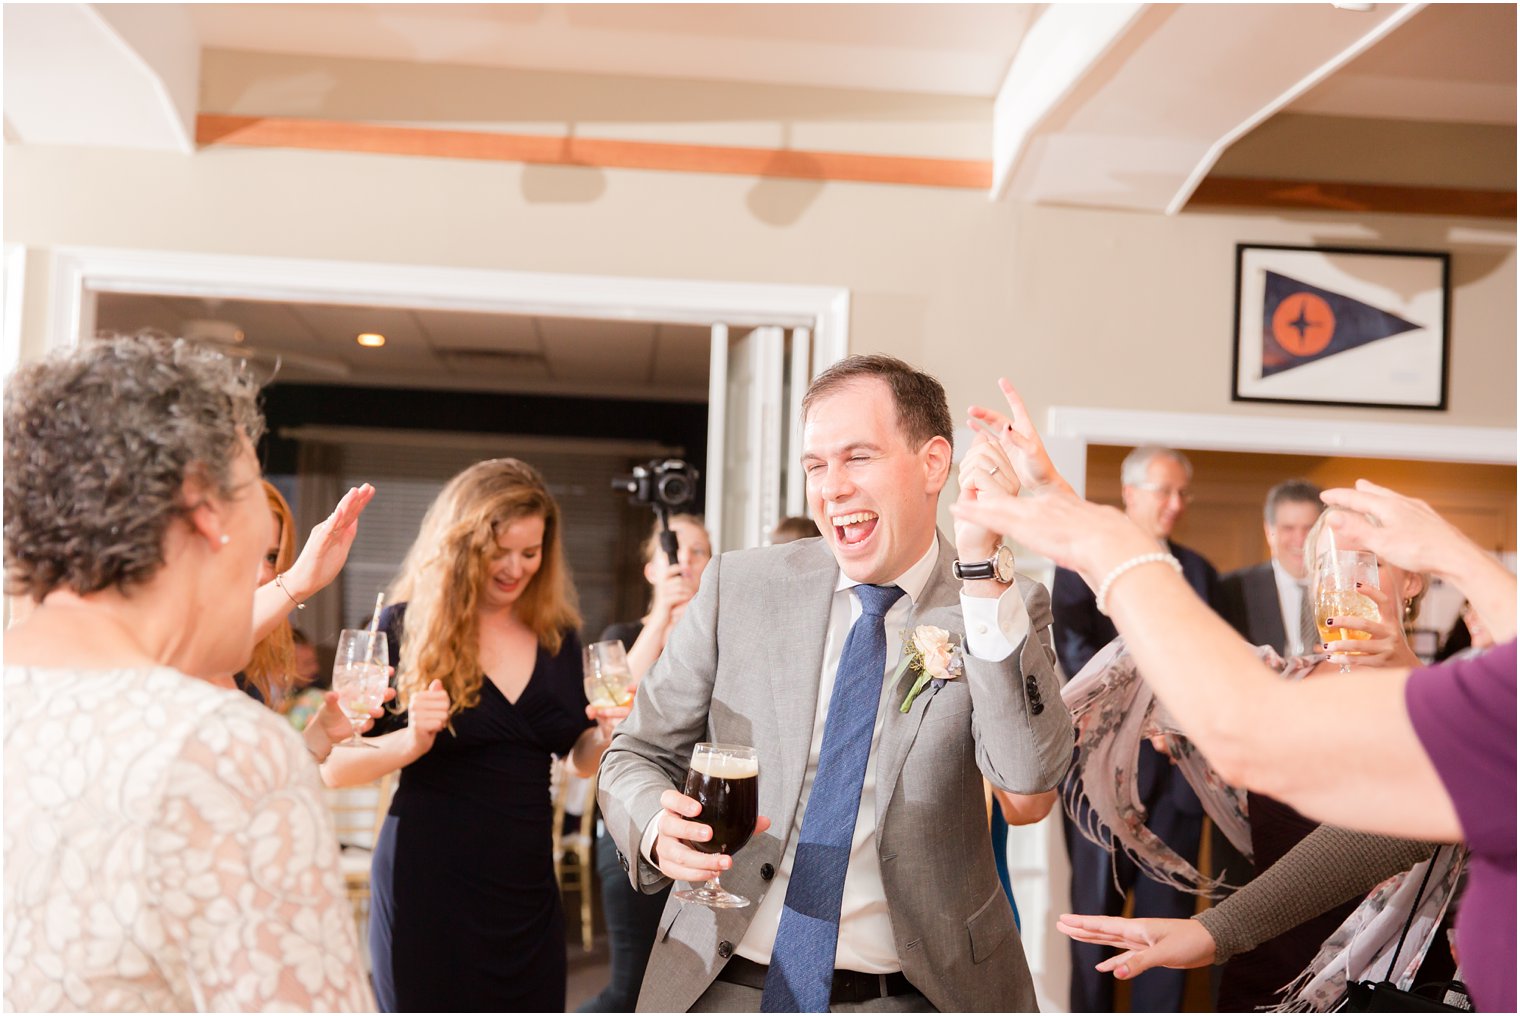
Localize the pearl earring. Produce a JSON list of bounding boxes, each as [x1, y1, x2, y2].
[[219, 534, 231, 546]]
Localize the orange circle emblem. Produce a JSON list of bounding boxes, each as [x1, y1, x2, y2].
[[1272, 292, 1335, 357]]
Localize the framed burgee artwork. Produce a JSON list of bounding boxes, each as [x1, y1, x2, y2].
[[1232, 244, 1450, 410]]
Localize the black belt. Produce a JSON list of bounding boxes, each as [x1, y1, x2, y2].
[[717, 955, 917, 1004]]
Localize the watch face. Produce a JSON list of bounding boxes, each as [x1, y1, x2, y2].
[[993, 545, 1015, 582]]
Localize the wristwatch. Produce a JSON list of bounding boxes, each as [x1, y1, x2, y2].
[[952, 544, 1015, 583]]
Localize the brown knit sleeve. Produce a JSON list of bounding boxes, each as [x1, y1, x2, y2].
[[1194, 825, 1435, 962]]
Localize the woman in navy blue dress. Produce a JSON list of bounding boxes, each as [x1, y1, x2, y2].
[[324, 458, 614, 1012]]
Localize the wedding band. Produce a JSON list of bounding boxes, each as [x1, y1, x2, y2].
[[986, 465, 1000, 477]]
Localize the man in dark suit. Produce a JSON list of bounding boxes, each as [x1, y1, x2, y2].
[[1051, 445, 1221, 1013], [1219, 479, 1325, 657]]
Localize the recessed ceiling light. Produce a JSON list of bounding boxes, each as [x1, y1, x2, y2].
[[355, 332, 386, 348]]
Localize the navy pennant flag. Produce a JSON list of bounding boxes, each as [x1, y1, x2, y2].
[[1260, 270, 1422, 378]]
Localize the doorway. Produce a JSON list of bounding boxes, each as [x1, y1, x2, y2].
[[64, 246, 849, 640]]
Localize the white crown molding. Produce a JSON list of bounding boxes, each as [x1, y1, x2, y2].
[[1046, 404, 1516, 481]]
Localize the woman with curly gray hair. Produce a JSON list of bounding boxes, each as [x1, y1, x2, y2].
[[2, 334, 373, 1011]]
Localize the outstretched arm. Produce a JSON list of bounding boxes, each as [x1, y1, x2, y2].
[[1058, 825, 1435, 980], [949, 382, 1469, 842], [1196, 824, 1435, 961], [252, 484, 375, 642]]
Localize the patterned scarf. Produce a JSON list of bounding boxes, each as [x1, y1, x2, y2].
[[1061, 639, 1465, 1012], [1270, 845, 1465, 1011], [1061, 637, 1261, 895]]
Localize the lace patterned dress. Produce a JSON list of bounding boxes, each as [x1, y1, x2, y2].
[[3, 665, 373, 1012]]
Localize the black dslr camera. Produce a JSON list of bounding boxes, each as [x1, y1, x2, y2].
[[612, 458, 699, 566], [613, 458, 698, 512]]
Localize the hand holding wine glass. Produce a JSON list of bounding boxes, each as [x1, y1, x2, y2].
[[583, 640, 636, 709], [331, 628, 389, 749], [312, 685, 397, 747], [1319, 580, 1422, 669], [1313, 550, 1380, 673]]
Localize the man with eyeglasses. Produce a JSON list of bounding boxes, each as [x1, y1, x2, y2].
[[1051, 445, 1222, 1014]]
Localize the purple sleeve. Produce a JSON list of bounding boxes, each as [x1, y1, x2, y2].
[[1404, 640, 1517, 854]]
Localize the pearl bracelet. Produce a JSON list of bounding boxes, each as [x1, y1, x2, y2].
[[1094, 552, 1183, 617]]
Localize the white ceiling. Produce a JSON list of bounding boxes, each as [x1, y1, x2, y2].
[[93, 292, 714, 399], [3, 3, 1512, 215], [1287, 1, 1516, 124], [186, 2, 1038, 98]]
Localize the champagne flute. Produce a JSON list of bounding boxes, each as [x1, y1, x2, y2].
[[332, 628, 389, 748], [582, 639, 635, 708], [674, 743, 759, 909], [1314, 550, 1380, 674]]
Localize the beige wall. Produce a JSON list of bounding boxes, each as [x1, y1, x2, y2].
[[5, 141, 1515, 439]]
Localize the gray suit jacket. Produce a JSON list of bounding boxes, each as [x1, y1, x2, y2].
[[1220, 561, 1289, 656], [597, 532, 1074, 1012]]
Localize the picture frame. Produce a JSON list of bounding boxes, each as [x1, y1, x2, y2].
[[1231, 243, 1450, 410]]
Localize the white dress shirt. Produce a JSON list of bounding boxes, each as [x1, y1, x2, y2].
[[1271, 558, 1312, 656], [635, 538, 1033, 974]]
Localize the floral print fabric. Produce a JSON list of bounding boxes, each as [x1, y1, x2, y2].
[[3, 666, 372, 1012]]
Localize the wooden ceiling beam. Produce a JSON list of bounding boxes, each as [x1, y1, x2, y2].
[[195, 115, 992, 191], [1187, 176, 1515, 219]]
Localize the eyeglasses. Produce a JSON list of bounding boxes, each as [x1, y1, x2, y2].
[[1131, 482, 1195, 505]]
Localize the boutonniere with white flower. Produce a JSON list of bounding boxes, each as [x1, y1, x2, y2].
[[895, 625, 965, 714]]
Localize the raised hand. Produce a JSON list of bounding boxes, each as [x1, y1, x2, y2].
[[1320, 481, 1471, 577], [281, 484, 376, 602], [1322, 479, 1516, 642], [1056, 913, 1216, 980], [966, 379, 1074, 498], [646, 562, 695, 632], [954, 426, 1020, 563], [652, 788, 771, 884]]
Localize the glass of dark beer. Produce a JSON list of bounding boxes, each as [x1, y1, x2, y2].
[[673, 742, 759, 909]]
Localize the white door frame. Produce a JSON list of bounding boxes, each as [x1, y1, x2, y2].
[[44, 245, 851, 359], [43, 245, 850, 532], [1045, 404, 1517, 499]]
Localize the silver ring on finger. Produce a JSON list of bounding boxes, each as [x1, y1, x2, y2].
[[985, 464, 1000, 477]]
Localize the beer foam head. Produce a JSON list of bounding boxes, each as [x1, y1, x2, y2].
[[692, 749, 758, 779]]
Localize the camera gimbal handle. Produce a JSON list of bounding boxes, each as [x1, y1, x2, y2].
[[654, 505, 680, 566]]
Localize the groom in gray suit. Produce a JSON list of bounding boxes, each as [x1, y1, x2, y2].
[[598, 355, 1073, 1012]]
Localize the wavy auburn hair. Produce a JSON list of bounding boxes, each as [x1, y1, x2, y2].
[[243, 481, 298, 701], [389, 458, 581, 715]]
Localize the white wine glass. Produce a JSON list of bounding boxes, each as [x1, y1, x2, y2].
[[332, 629, 388, 749], [582, 639, 635, 708], [1314, 550, 1380, 674]]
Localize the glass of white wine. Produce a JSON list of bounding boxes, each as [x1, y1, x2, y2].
[[1314, 550, 1380, 674], [583, 639, 635, 709], [332, 629, 389, 748]]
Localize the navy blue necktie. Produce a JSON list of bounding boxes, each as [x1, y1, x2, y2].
[[761, 583, 905, 1013]]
